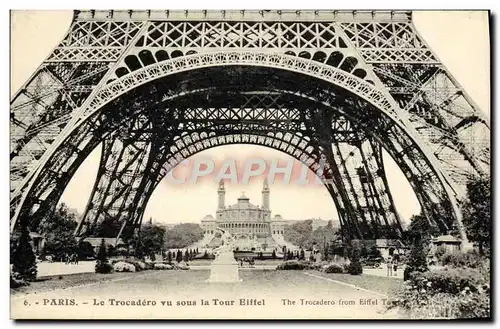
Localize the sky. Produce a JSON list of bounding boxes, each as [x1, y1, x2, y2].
[[10, 11, 490, 225]]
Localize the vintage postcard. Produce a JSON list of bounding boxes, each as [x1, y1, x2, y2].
[[9, 10, 491, 320]]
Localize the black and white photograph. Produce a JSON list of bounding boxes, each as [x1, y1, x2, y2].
[[9, 9, 491, 320]]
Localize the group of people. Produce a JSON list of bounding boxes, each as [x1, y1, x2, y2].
[[64, 253, 79, 265], [239, 257, 255, 268], [385, 256, 399, 276]]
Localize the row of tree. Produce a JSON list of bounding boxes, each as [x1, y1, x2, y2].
[[11, 203, 206, 262], [282, 249, 306, 261], [165, 248, 200, 263], [284, 220, 338, 250]]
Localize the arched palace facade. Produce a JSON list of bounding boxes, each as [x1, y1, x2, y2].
[[200, 180, 293, 250]]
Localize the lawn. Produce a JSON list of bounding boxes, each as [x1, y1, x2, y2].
[[307, 270, 404, 296], [11, 269, 397, 319], [188, 259, 284, 266], [11, 271, 139, 297]]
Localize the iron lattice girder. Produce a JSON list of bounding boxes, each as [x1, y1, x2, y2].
[[10, 10, 489, 242], [77, 126, 339, 238], [373, 63, 490, 186], [311, 108, 402, 239], [10, 61, 111, 193], [11, 63, 459, 237], [77, 89, 401, 240], [329, 140, 402, 239], [76, 114, 154, 237]]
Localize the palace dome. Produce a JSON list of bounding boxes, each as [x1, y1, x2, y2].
[[202, 214, 215, 221]]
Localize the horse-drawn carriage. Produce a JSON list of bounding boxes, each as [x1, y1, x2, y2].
[[233, 250, 256, 268]]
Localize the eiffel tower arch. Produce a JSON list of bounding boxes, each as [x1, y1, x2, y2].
[[10, 10, 490, 242]]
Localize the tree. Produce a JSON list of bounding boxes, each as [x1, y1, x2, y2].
[[203, 250, 208, 259], [164, 223, 204, 249], [322, 243, 330, 261], [329, 240, 347, 259], [139, 223, 166, 256], [37, 203, 78, 235], [404, 235, 429, 281], [284, 220, 313, 249], [347, 241, 363, 275], [405, 214, 440, 247], [95, 239, 112, 273], [43, 230, 78, 262], [360, 245, 369, 258], [183, 250, 189, 262], [10, 232, 21, 264], [77, 240, 95, 260], [299, 249, 305, 260], [462, 177, 491, 255], [272, 250, 276, 259], [368, 246, 382, 258], [38, 203, 79, 261], [95, 218, 122, 238], [311, 221, 338, 247], [176, 249, 183, 263], [11, 228, 38, 281], [107, 245, 117, 257], [196, 247, 199, 255], [167, 251, 172, 264], [133, 238, 145, 259]]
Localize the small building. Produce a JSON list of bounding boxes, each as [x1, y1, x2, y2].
[[82, 237, 125, 253], [431, 235, 462, 253], [364, 239, 408, 260]]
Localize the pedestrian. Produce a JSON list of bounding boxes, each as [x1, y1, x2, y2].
[[393, 258, 398, 276], [386, 256, 393, 276]]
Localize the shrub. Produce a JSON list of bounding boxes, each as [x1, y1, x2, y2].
[[116, 246, 129, 257], [347, 243, 362, 275], [124, 259, 146, 272], [324, 263, 344, 274], [276, 260, 311, 270], [10, 272, 28, 288], [404, 236, 428, 280], [77, 240, 95, 260], [11, 228, 37, 281], [434, 245, 447, 260], [456, 289, 490, 319], [412, 267, 486, 295], [154, 263, 173, 270], [95, 239, 113, 274], [347, 261, 362, 275], [390, 290, 489, 319], [144, 260, 155, 270], [441, 250, 484, 269], [113, 261, 136, 272], [173, 262, 190, 270], [388, 266, 490, 319], [95, 262, 113, 274]]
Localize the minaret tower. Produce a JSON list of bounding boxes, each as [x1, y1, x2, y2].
[[218, 179, 225, 210], [262, 178, 270, 210]]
